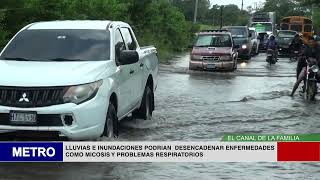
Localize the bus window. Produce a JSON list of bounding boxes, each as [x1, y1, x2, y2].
[[281, 24, 289, 30], [304, 19, 312, 24], [290, 25, 302, 32], [282, 18, 290, 23], [304, 25, 312, 32]]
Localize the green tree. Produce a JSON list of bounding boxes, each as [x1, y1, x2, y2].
[[0, 0, 195, 60], [263, 0, 307, 24]]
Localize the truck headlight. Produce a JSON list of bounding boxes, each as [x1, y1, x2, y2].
[[220, 55, 232, 61], [191, 55, 203, 61], [241, 44, 247, 49], [63, 80, 103, 104]]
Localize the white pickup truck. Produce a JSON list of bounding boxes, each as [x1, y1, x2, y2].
[[0, 20, 159, 140]]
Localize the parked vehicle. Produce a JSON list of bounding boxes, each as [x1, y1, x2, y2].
[[276, 30, 298, 56], [0, 20, 159, 140], [223, 26, 252, 60], [189, 30, 238, 71], [249, 28, 260, 55], [266, 49, 277, 65]]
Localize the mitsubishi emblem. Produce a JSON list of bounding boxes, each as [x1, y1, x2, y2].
[[19, 93, 30, 102]]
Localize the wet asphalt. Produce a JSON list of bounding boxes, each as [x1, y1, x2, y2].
[[0, 53, 319, 180]]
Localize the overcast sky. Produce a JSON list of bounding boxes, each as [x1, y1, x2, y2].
[[209, 0, 266, 10]]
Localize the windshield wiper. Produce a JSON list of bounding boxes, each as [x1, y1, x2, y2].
[[3, 57, 33, 61], [46, 58, 85, 61]]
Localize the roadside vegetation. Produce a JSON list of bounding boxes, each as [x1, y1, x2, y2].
[[0, 0, 196, 62], [0, 0, 319, 62]]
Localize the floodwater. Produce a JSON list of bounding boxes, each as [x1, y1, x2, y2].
[[0, 53, 319, 180]]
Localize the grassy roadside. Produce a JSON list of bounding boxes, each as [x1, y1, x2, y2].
[[157, 48, 184, 64], [156, 24, 217, 64]]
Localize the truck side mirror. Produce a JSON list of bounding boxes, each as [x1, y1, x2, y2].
[[119, 50, 139, 65]]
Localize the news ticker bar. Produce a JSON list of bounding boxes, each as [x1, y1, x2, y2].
[[222, 134, 320, 142], [0, 141, 318, 162]]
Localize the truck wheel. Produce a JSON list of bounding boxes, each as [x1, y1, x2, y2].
[[102, 103, 118, 138], [133, 86, 153, 120]]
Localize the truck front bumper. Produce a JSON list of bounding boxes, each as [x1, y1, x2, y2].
[[189, 60, 235, 70], [0, 95, 108, 140]]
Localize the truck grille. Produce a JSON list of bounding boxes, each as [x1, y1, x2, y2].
[[0, 86, 66, 108], [203, 56, 220, 61]]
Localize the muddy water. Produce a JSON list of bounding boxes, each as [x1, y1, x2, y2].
[[1, 53, 319, 180]]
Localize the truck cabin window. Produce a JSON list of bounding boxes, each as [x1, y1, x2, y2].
[[195, 34, 232, 47], [114, 29, 126, 63], [0, 29, 110, 61], [228, 28, 248, 38], [121, 28, 137, 50]]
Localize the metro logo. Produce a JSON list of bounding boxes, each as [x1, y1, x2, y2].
[[12, 147, 55, 158], [0, 142, 63, 162]]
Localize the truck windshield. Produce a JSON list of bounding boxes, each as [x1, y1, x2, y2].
[[252, 23, 273, 32], [278, 31, 296, 38], [0, 29, 110, 61], [195, 34, 232, 47], [227, 28, 247, 38]]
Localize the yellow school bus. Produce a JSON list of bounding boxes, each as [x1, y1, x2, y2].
[[280, 16, 313, 44]]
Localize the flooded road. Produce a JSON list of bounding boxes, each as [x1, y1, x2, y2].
[[1, 53, 320, 179]]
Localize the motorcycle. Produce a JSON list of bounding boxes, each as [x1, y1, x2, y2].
[[304, 58, 319, 101], [290, 49, 300, 61], [289, 44, 304, 62], [266, 49, 277, 66]]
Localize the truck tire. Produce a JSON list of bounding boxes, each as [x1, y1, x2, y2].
[[102, 103, 118, 138], [133, 86, 153, 120]]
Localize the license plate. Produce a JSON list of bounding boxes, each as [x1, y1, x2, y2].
[[10, 111, 37, 125], [294, 51, 299, 53], [207, 64, 215, 69]]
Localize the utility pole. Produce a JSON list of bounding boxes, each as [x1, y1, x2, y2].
[[220, 6, 223, 29], [241, 0, 244, 12], [193, 0, 199, 24], [312, 4, 315, 21]]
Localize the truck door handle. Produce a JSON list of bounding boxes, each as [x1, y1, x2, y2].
[[140, 63, 144, 67], [130, 70, 135, 74]]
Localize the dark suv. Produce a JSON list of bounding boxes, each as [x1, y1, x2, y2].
[[189, 30, 238, 71], [222, 26, 253, 60]]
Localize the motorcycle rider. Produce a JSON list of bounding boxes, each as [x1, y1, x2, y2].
[[289, 34, 303, 56], [290, 36, 320, 97], [266, 35, 278, 61]]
